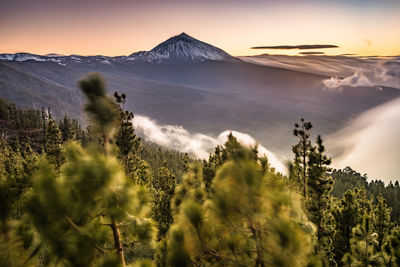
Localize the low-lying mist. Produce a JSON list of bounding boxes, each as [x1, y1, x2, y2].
[[327, 97, 400, 183], [241, 55, 400, 89], [133, 97, 400, 183], [133, 115, 287, 174]]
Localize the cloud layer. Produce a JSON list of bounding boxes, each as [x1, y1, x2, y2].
[[132, 101, 400, 183], [133, 115, 287, 174], [240, 55, 400, 89], [323, 70, 374, 90], [299, 51, 325, 55], [251, 44, 338, 50], [327, 97, 400, 183]]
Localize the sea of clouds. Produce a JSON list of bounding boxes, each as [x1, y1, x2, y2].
[[134, 99, 400, 183], [133, 115, 287, 174], [241, 55, 400, 90], [327, 97, 400, 183]]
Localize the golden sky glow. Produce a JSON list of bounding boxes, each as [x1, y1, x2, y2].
[[1, 1, 399, 57]]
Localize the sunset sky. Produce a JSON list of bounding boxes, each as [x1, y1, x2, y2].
[[1, 0, 399, 57]]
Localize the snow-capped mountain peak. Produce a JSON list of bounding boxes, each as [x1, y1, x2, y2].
[[128, 33, 234, 62], [0, 33, 236, 65]]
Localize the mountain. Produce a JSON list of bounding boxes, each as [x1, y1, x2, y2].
[[0, 33, 400, 156], [0, 33, 235, 65], [127, 33, 235, 62]]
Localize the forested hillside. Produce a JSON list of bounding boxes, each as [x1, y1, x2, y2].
[[0, 74, 399, 266]]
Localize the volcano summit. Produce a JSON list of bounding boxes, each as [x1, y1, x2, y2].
[[127, 33, 235, 63]]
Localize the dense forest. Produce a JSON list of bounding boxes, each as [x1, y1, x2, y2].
[[0, 73, 399, 267]]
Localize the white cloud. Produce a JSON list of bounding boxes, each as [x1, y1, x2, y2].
[[327, 97, 400, 183], [323, 70, 374, 90], [133, 115, 287, 174], [133, 115, 218, 159], [374, 59, 400, 88]]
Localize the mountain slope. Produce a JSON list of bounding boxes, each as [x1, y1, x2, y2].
[[0, 62, 82, 119], [0, 33, 235, 64], [0, 33, 400, 155], [128, 33, 235, 62]]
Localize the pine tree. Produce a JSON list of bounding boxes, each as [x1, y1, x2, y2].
[[113, 92, 143, 177], [44, 115, 63, 168], [373, 195, 392, 251], [25, 73, 155, 266], [27, 144, 154, 266], [382, 227, 400, 267], [292, 118, 313, 198], [342, 217, 384, 266], [59, 114, 77, 142], [151, 163, 176, 240], [71, 118, 84, 142], [83, 124, 103, 147], [202, 133, 257, 193], [154, 163, 206, 267], [0, 139, 38, 266], [291, 121, 337, 264], [172, 163, 206, 214], [163, 143, 312, 267], [78, 73, 119, 146], [155, 163, 211, 266], [332, 188, 373, 264], [306, 135, 335, 261], [332, 190, 360, 264], [41, 107, 47, 140], [0, 168, 14, 242], [0, 140, 28, 217]]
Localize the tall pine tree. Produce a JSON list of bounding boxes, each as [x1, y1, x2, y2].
[[44, 113, 63, 168], [151, 162, 176, 240], [292, 118, 313, 198], [163, 141, 312, 267], [306, 135, 334, 262], [25, 73, 154, 266]]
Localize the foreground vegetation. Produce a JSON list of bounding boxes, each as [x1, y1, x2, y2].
[[0, 74, 399, 266]]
